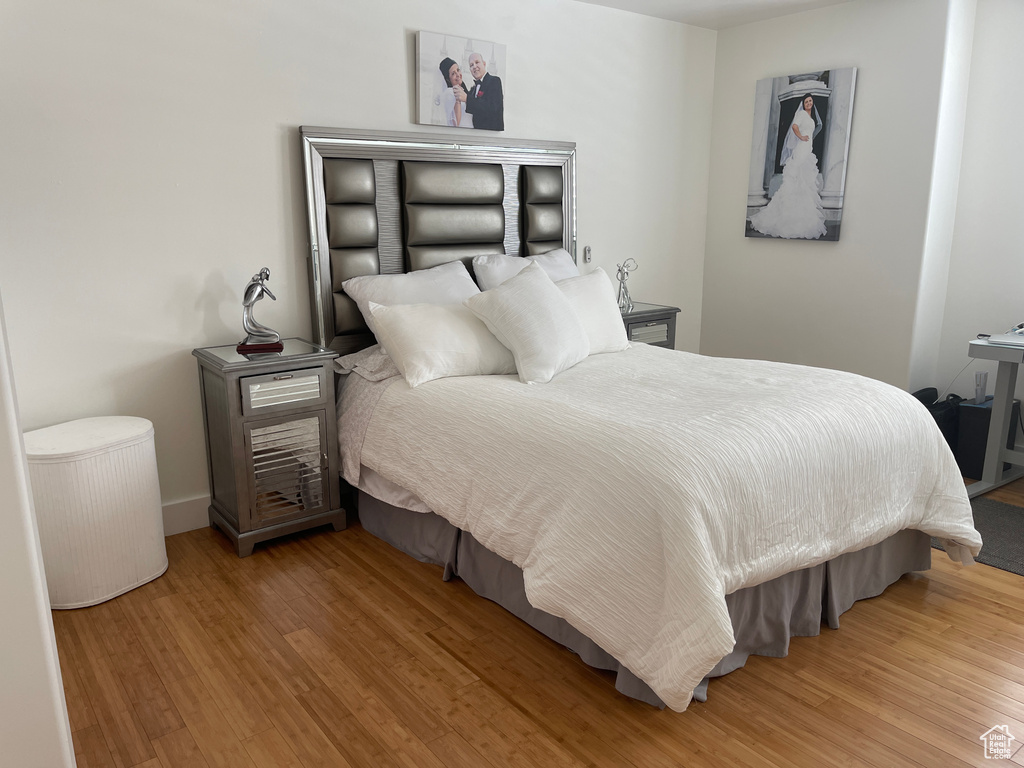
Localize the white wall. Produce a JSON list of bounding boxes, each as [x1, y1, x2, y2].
[[0, 294, 75, 768], [700, 0, 956, 387], [936, 0, 1024, 401], [907, 0, 975, 392], [0, 0, 716, 529]]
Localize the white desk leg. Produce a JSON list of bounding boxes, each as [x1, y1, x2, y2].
[[980, 359, 1017, 485]]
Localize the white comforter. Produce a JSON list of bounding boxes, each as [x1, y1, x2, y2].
[[346, 344, 981, 711]]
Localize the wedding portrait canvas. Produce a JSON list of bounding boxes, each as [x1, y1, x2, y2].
[[744, 68, 857, 241], [416, 31, 506, 132]]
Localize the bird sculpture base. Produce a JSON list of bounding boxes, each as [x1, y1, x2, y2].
[[236, 341, 284, 354]]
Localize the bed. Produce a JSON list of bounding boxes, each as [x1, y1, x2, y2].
[[299, 126, 982, 711]]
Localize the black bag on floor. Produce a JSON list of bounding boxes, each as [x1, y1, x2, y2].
[[911, 387, 963, 452]]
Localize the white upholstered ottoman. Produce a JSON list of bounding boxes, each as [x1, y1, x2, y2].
[[24, 416, 168, 609]]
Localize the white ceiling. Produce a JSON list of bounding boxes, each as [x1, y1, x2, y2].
[[573, 0, 851, 30]]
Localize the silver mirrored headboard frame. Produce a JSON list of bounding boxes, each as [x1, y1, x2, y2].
[[300, 126, 577, 352]]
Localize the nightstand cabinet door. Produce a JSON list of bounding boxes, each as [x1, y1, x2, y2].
[[244, 411, 330, 529]]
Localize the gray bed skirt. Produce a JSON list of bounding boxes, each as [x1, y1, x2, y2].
[[358, 491, 932, 708]]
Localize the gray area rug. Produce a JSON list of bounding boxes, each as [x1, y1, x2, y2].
[[932, 497, 1024, 576]]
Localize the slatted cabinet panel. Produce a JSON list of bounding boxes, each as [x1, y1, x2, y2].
[[245, 413, 329, 527]]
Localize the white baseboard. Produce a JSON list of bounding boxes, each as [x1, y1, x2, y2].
[[162, 496, 210, 536]]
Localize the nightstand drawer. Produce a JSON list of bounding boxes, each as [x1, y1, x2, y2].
[[620, 301, 680, 350], [628, 319, 671, 346], [240, 368, 326, 416]]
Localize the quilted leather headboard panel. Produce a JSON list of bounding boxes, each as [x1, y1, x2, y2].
[[302, 128, 576, 354], [403, 162, 504, 204], [402, 162, 506, 272], [521, 165, 564, 256], [323, 158, 379, 338]]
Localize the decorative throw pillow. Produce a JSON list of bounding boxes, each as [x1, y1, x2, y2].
[[472, 248, 581, 291], [342, 260, 480, 338], [368, 302, 516, 388], [557, 268, 630, 355], [465, 261, 590, 384]]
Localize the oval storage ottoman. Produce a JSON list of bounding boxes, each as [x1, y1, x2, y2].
[[24, 416, 168, 609]]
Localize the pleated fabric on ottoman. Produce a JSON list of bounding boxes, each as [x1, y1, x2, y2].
[[24, 416, 168, 609]]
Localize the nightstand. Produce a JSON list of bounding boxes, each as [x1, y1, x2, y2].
[[192, 338, 345, 556], [622, 302, 681, 349]]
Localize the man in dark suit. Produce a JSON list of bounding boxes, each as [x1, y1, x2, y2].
[[465, 52, 503, 131]]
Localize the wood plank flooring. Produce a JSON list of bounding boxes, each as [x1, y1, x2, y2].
[[55, 482, 1024, 767]]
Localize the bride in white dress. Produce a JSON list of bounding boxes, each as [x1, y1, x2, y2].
[[750, 94, 827, 239], [436, 57, 473, 128]]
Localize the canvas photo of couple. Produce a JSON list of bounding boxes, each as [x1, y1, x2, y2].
[[417, 31, 505, 132]]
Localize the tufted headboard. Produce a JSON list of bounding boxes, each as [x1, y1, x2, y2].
[[300, 127, 576, 354]]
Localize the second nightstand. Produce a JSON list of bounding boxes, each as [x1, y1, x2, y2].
[[622, 302, 681, 349], [192, 338, 345, 556]]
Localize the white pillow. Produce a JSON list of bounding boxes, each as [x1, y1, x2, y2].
[[471, 253, 523, 290], [556, 268, 630, 355], [342, 260, 480, 338], [465, 261, 590, 384], [472, 248, 580, 291], [533, 248, 582, 281], [368, 302, 516, 388]]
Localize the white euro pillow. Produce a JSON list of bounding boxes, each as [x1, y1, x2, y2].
[[472, 248, 580, 291], [368, 301, 516, 388], [341, 260, 480, 338], [465, 261, 590, 384], [556, 268, 630, 355]]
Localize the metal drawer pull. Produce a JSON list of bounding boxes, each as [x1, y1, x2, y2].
[[273, 374, 294, 381]]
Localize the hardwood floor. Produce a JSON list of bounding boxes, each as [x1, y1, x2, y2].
[[55, 484, 1024, 767]]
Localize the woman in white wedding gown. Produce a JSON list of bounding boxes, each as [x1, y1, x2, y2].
[[750, 94, 827, 239], [437, 57, 473, 128]]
